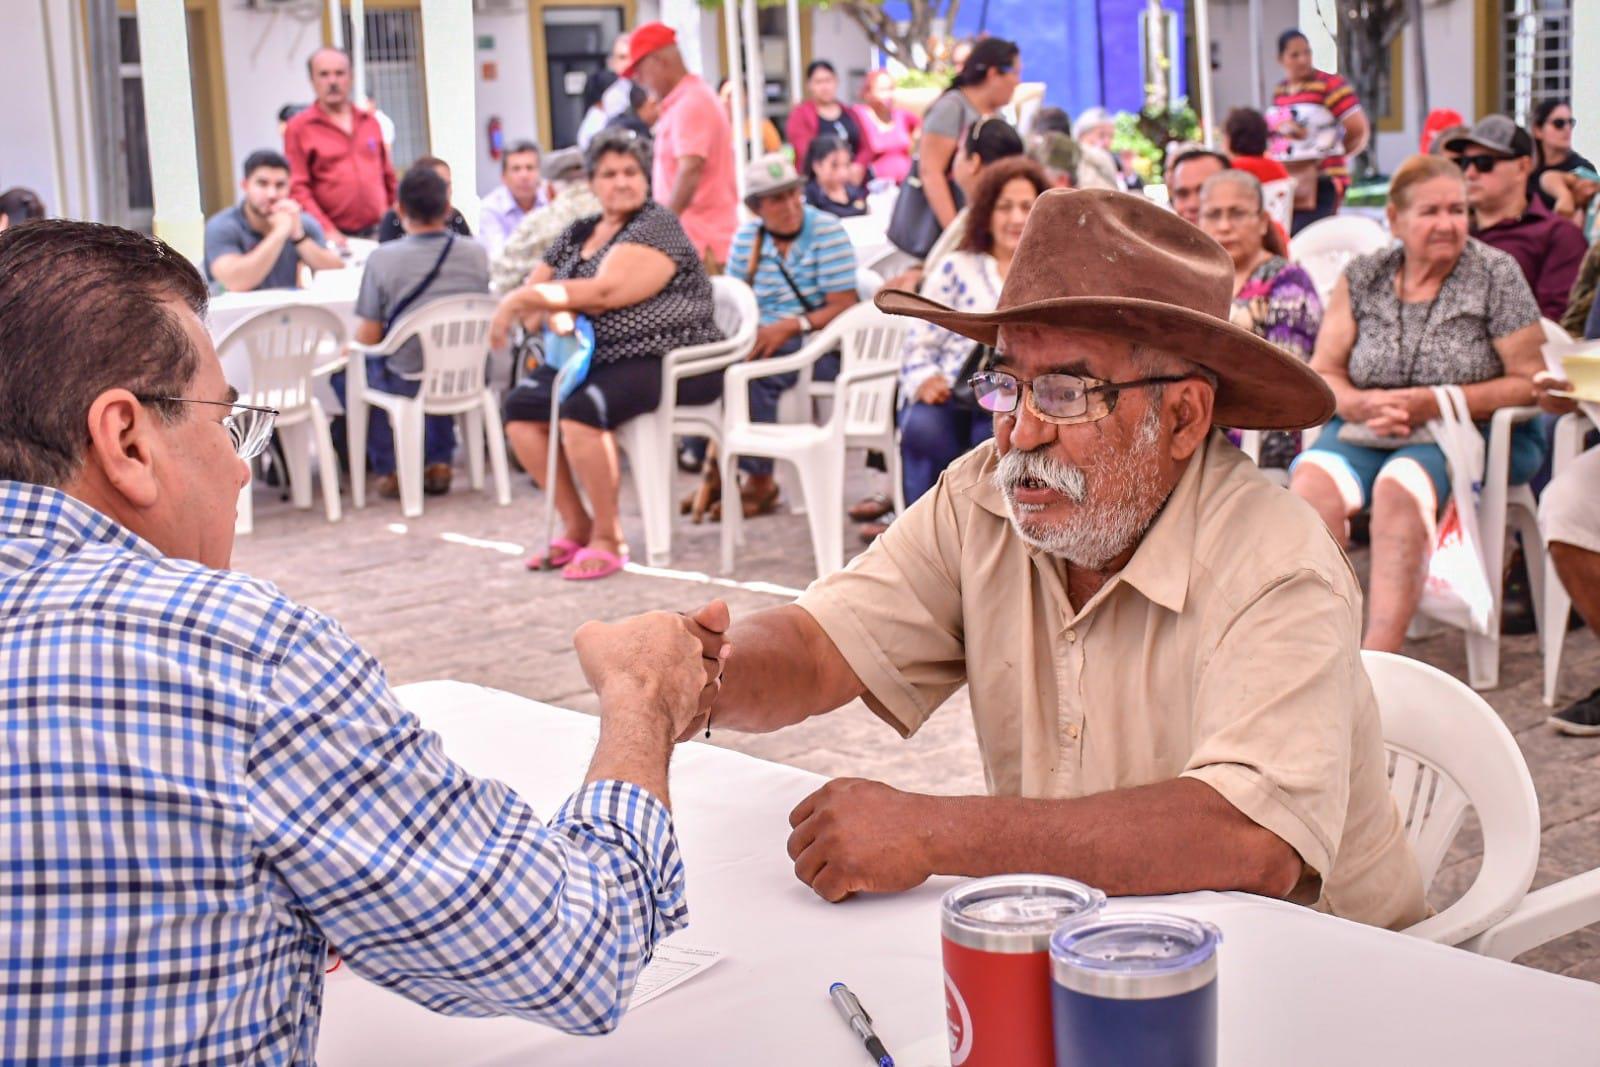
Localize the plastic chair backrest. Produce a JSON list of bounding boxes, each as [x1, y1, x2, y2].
[[1289, 215, 1391, 302], [710, 275, 760, 352], [834, 303, 909, 439], [1365, 651, 1540, 943], [1261, 178, 1295, 235], [384, 294, 498, 403], [214, 304, 346, 413]]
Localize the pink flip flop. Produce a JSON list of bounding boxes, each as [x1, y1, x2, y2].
[[561, 546, 629, 581], [526, 537, 583, 571]]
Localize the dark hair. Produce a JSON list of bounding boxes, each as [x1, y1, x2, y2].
[[962, 117, 1025, 167], [1169, 147, 1231, 179], [960, 157, 1048, 255], [1276, 29, 1308, 56], [585, 128, 652, 178], [398, 166, 450, 223], [1222, 108, 1270, 157], [953, 38, 1019, 88], [1533, 98, 1571, 129], [805, 135, 852, 180], [629, 83, 649, 111], [584, 68, 618, 112], [0, 188, 47, 225], [501, 140, 541, 172], [1029, 106, 1073, 138], [242, 149, 290, 179], [305, 46, 350, 77], [276, 104, 305, 124], [0, 221, 207, 486], [410, 155, 451, 176], [805, 59, 836, 80]]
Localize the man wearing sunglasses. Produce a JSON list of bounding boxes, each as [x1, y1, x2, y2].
[[688, 188, 1428, 931], [1445, 114, 1587, 321], [0, 221, 726, 1060]]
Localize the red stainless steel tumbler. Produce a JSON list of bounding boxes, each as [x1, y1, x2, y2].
[[941, 876, 1105, 1066]]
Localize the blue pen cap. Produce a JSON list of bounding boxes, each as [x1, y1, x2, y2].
[[1049, 912, 1222, 1000]]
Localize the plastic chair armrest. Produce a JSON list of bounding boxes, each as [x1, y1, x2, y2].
[[723, 332, 840, 389], [1460, 868, 1600, 961]]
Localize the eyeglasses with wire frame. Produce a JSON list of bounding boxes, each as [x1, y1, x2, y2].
[[145, 397, 280, 460], [968, 370, 1199, 426]]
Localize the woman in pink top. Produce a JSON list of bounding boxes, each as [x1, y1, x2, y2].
[[854, 69, 920, 184], [786, 60, 870, 186]]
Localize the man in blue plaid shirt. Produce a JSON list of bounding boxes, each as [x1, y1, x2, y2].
[[0, 221, 728, 1064]]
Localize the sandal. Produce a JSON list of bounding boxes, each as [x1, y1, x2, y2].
[[739, 481, 782, 519], [848, 493, 894, 523], [525, 537, 584, 571], [562, 546, 629, 581]]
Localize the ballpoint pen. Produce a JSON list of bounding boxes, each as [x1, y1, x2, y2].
[[829, 982, 894, 1067]]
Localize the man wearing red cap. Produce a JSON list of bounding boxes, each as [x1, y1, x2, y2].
[[624, 23, 738, 265]]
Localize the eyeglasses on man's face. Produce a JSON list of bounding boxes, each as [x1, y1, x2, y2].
[[969, 370, 1198, 426], [144, 397, 280, 460]]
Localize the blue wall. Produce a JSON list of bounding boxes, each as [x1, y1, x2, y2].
[[879, 0, 1187, 120]]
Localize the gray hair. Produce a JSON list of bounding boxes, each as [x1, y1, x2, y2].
[[1135, 344, 1218, 406], [584, 129, 652, 179], [1198, 168, 1263, 210]]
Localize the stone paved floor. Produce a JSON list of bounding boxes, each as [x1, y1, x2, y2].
[[233, 452, 1600, 981]]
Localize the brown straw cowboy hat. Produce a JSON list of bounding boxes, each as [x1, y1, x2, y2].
[[875, 188, 1335, 431]]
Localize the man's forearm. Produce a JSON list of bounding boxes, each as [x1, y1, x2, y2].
[[585, 689, 676, 806], [668, 157, 705, 215], [215, 232, 290, 292], [921, 778, 1308, 901], [712, 605, 863, 733]]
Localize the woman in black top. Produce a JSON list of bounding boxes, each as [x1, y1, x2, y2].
[[1529, 98, 1597, 218], [491, 130, 724, 579], [804, 136, 869, 218]]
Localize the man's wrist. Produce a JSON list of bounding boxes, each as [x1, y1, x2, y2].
[[598, 683, 679, 742]]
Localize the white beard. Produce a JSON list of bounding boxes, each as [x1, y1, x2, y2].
[[991, 406, 1169, 570]]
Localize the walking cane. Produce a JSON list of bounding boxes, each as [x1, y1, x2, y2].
[[540, 359, 577, 572]]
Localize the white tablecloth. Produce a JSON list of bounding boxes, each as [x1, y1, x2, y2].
[[316, 683, 1600, 1066]]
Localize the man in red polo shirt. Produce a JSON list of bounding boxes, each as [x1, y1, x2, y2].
[[284, 47, 397, 247], [623, 23, 737, 266]]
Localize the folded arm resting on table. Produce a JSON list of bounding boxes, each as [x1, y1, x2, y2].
[[249, 616, 687, 1034], [712, 606, 1310, 905]]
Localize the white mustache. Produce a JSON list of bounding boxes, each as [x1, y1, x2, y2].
[[992, 448, 1087, 503]]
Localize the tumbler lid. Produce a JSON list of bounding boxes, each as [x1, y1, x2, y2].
[[1049, 912, 1222, 999], [941, 876, 1106, 953]]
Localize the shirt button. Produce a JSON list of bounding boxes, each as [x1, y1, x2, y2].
[[1065, 629, 1077, 644], [1065, 723, 1080, 740]]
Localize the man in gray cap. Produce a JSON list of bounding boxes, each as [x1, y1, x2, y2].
[[1446, 114, 1587, 319], [1028, 132, 1081, 189], [490, 146, 601, 295]]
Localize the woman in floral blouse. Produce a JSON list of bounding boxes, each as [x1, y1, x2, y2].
[[1199, 168, 1323, 468]]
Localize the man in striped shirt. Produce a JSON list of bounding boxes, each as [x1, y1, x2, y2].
[[725, 155, 859, 513], [0, 220, 727, 1065]]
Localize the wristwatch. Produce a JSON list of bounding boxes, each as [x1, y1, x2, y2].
[[796, 313, 814, 335]]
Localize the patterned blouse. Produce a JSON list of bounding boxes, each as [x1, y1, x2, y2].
[[1343, 239, 1540, 390], [1231, 256, 1323, 361], [540, 200, 723, 364], [897, 251, 1002, 400]]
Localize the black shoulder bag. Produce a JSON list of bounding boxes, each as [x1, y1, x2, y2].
[[384, 233, 457, 334], [887, 91, 968, 259]]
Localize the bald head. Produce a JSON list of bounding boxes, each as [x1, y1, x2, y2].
[[631, 44, 686, 99], [307, 47, 352, 110]]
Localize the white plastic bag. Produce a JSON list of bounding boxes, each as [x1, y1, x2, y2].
[[1417, 385, 1495, 635]]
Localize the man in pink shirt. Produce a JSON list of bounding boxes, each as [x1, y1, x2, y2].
[[624, 24, 737, 265], [283, 47, 397, 246]]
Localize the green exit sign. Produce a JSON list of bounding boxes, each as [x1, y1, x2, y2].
[[477, 35, 495, 51]]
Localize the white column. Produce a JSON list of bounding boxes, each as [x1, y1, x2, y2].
[[1574, 0, 1600, 166], [1194, 0, 1216, 145], [419, 0, 479, 224], [741, 0, 763, 164], [1298, 0, 1337, 73], [133, 0, 204, 262], [662, 0, 702, 74], [350, 0, 366, 104], [724, 0, 748, 203], [785, 0, 802, 110], [327, 0, 343, 49], [1248, 0, 1264, 107]]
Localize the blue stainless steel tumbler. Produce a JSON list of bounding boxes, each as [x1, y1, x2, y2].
[[1048, 912, 1222, 1067]]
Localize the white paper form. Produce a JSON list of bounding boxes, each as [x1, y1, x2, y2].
[[629, 945, 724, 1009]]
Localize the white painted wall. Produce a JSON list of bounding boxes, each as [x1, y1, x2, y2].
[[1370, 0, 1478, 173], [1207, 0, 1298, 115], [215, 3, 324, 191], [2, 1, 88, 216], [810, 7, 873, 98], [473, 12, 539, 196]]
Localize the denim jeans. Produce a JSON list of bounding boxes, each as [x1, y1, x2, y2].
[[331, 355, 456, 477], [899, 399, 994, 504]]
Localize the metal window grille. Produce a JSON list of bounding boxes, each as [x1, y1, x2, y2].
[[343, 9, 429, 171], [1504, 0, 1572, 127]]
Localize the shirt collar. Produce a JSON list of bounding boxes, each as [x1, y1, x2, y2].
[[963, 433, 1214, 616], [0, 481, 161, 561]]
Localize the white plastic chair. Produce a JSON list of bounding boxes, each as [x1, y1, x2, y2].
[[923, 211, 966, 277], [613, 276, 759, 567], [214, 305, 347, 534], [1288, 215, 1391, 305], [345, 294, 511, 518], [1364, 651, 1541, 947], [1261, 178, 1295, 236], [719, 303, 909, 577], [1460, 867, 1600, 961], [1537, 322, 1600, 705]]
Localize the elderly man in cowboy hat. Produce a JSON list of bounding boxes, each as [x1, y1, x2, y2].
[[691, 188, 1428, 929]]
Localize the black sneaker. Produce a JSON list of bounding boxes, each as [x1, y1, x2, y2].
[[1550, 686, 1600, 736]]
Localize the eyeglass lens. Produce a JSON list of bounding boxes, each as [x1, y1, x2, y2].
[[226, 406, 276, 461], [972, 372, 1091, 419], [1461, 154, 1502, 174]]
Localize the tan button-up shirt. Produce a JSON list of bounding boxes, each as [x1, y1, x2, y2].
[[798, 433, 1427, 930]]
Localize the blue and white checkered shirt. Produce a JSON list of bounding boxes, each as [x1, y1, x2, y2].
[[0, 481, 688, 1065]]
